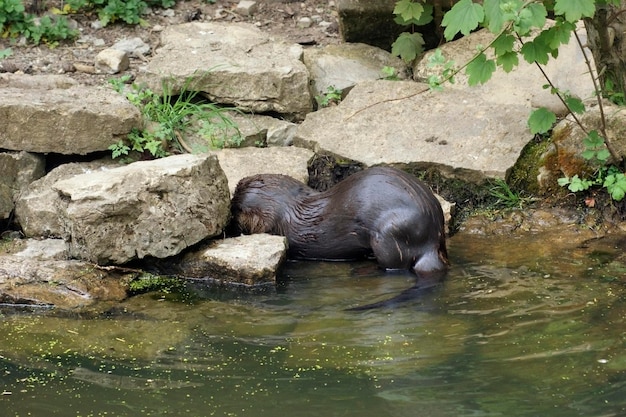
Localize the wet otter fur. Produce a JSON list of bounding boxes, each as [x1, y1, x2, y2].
[[230, 166, 449, 308]]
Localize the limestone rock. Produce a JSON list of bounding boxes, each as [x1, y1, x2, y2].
[[0, 255, 131, 310], [15, 159, 119, 237], [294, 80, 531, 182], [95, 48, 130, 74], [112, 37, 150, 56], [0, 151, 45, 220], [52, 154, 231, 265], [212, 146, 314, 195], [0, 85, 142, 154], [185, 112, 297, 151], [176, 234, 288, 285], [527, 102, 626, 196], [0, 73, 77, 89], [136, 22, 312, 120], [303, 43, 408, 97]]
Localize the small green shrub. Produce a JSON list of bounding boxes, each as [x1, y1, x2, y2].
[[0, 0, 79, 45], [67, 0, 176, 26], [315, 85, 343, 108], [109, 75, 242, 159]]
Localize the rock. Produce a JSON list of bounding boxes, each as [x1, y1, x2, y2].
[[0, 73, 77, 89], [294, 80, 531, 182], [212, 146, 314, 194], [0, 151, 45, 220], [136, 22, 312, 120], [15, 159, 119, 238], [111, 37, 151, 57], [0, 84, 142, 155], [520, 101, 626, 196], [303, 42, 408, 97], [236, 0, 257, 16], [0, 255, 132, 310], [176, 234, 288, 285], [14, 238, 68, 260], [52, 154, 230, 265], [95, 48, 130, 74], [414, 23, 595, 116], [298, 17, 313, 28], [184, 112, 297, 150]]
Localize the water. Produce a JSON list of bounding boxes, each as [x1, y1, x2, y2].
[[1, 232, 625, 417]]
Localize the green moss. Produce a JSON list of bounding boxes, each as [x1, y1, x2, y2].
[[128, 273, 185, 295], [507, 136, 553, 195]]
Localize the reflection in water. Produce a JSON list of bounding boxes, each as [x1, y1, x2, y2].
[[1, 233, 625, 416]]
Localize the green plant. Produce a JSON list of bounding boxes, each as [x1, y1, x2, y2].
[[108, 75, 242, 159], [391, 0, 432, 61], [128, 273, 184, 295], [0, 0, 79, 45], [416, 0, 626, 202], [67, 0, 176, 26], [381, 66, 400, 80], [315, 85, 343, 108], [488, 178, 534, 208], [0, 48, 12, 59]]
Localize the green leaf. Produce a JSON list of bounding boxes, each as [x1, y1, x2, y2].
[[554, 0, 595, 22], [520, 38, 551, 64], [583, 130, 604, 148], [557, 177, 571, 187], [568, 175, 592, 192], [528, 107, 556, 134], [596, 148, 611, 161], [604, 173, 626, 201], [492, 33, 515, 56], [466, 53, 496, 86], [393, 0, 424, 21], [514, 3, 547, 36], [393, 0, 433, 26], [442, 0, 484, 41], [544, 21, 575, 49], [497, 51, 519, 72], [391, 32, 425, 62], [483, 0, 508, 32], [564, 96, 585, 114]]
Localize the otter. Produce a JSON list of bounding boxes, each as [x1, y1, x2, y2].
[[230, 166, 449, 308]]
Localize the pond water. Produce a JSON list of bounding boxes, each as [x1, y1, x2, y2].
[[1, 232, 626, 417]]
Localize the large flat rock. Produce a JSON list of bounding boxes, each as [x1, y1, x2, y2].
[[294, 80, 531, 181], [0, 85, 141, 155], [136, 22, 313, 120]]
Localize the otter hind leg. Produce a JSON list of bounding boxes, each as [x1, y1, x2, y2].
[[369, 231, 414, 271]]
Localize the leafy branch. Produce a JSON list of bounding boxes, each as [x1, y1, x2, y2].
[[422, 0, 626, 201]]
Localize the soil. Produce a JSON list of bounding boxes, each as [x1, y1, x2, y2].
[[0, 0, 341, 86]]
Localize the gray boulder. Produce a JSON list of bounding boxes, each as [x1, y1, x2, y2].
[[0, 151, 45, 220], [303, 42, 408, 97], [176, 234, 288, 286], [212, 146, 314, 195], [0, 255, 131, 309], [294, 80, 531, 182], [136, 22, 312, 120], [0, 83, 142, 155], [15, 159, 119, 237], [52, 154, 230, 265]]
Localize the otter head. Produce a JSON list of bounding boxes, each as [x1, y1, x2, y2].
[[231, 174, 314, 236]]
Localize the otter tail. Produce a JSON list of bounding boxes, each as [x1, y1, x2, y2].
[[346, 270, 447, 311]]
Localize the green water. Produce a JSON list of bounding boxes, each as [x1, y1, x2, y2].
[[1, 233, 625, 417]]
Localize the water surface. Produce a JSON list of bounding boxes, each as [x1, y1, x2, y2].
[[1, 232, 625, 416]]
